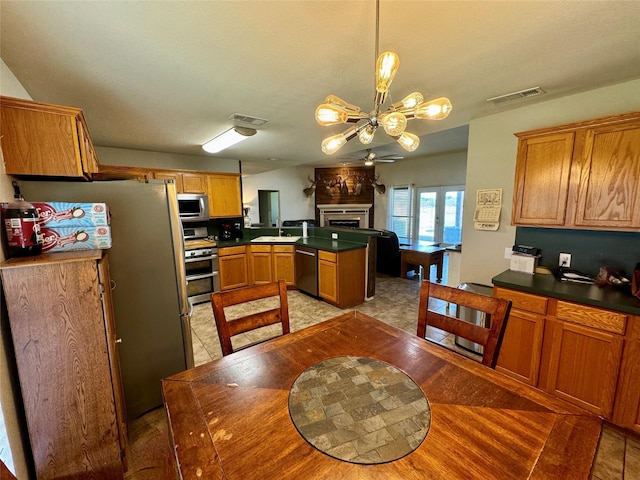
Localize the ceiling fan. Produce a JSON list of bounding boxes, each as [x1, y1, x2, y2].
[[340, 149, 404, 166]]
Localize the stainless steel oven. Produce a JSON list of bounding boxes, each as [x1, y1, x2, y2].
[[185, 246, 220, 304]]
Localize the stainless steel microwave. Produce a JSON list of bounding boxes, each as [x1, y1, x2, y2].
[[177, 193, 210, 222]]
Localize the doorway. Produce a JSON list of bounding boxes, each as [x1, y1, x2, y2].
[[258, 190, 280, 227], [415, 186, 464, 245]]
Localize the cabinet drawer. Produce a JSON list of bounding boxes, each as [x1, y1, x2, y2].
[[273, 245, 294, 253], [250, 245, 272, 253], [494, 287, 548, 315], [556, 301, 627, 335], [219, 245, 246, 256], [318, 250, 337, 263]]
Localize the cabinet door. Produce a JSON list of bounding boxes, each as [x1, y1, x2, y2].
[[273, 246, 295, 286], [318, 259, 338, 304], [154, 171, 184, 192], [208, 174, 242, 217], [219, 251, 248, 290], [1, 99, 87, 177], [76, 117, 100, 175], [574, 121, 640, 229], [495, 309, 545, 386], [182, 172, 208, 194], [541, 318, 623, 418], [0, 256, 123, 479], [512, 132, 575, 226], [249, 245, 273, 285], [612, 316, 640, 435]]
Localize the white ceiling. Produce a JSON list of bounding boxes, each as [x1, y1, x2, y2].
[[1, 1, 639, 175]]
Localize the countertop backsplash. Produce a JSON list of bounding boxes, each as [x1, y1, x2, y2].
[[515, 227, 640, 278]]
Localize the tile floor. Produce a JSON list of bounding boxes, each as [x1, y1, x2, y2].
[[124, 269, 640, 479]]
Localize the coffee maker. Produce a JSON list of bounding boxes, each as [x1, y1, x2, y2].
[[220, 222, 242, 240]]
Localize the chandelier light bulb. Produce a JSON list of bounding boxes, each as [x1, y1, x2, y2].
[[398, 92, 424, 109], [415, 97, 453, 120], [380, 111, 407, 136], [375, 51, 400, 94], [321, 126, 359, 155], [315, 104, 348, 126], [396, 131, 420, 152], [324, 95, 361, 112], [358, 125, 375, 144]]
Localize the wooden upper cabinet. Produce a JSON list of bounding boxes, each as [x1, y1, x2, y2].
[[512, 112, 640, 231], [573, 121, 640, 229], [1, 95, 100, 178], [181, 172, 208, 194], [153, 171, 183, 191], [208, 173, 242, 218], [512, 132, 574, 226]]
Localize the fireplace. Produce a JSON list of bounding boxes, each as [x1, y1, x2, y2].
[[317, 204, 372, 229]]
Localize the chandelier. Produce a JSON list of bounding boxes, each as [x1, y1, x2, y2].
[[315, 0, 452, 155]]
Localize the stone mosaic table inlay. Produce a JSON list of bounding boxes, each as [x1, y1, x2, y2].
[[288, 356, 431, 464]]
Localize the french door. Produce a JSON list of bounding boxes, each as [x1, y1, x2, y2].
[[416, 186, 464, 244]]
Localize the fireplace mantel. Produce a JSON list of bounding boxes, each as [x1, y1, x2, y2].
[[317, 204, 372, 228]]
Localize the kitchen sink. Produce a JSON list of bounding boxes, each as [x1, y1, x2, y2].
[[250, 236, 301, 243]]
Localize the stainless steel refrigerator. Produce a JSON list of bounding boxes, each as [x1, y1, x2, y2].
[[21, 179, 192, 418]]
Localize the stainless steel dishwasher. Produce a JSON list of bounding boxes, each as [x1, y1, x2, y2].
[[295, 246, 318, 296]]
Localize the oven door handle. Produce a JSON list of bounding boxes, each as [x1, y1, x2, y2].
[[185, 254, 218, 263], [186, 272, 219, 282]]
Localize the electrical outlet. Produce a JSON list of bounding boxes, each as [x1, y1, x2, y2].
[[331, 233, 338, 240], [559, 253, 572, 268], [504, 247, 512, 259]]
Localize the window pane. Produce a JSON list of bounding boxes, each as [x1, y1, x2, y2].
[[443, 190, 464, 244], [391, 186, 412, 239]]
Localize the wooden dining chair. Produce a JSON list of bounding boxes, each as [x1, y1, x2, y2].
[[211, 279, 290, 356], [416, 281, 512, 368]]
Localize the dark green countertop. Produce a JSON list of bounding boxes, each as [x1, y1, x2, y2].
[[216, 236, 367, 253], [492, 270, 640, 316]]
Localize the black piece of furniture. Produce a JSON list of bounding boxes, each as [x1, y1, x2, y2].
[[376, 230, 402, 276]]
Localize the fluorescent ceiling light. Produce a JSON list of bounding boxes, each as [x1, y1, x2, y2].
[[202, 126, 257, 153]]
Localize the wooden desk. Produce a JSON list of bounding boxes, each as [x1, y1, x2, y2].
[[162, 311, 600, 480], [400, 243, 446, 281]]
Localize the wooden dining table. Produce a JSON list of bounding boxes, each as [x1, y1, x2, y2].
[[162, 311, 601, 480]]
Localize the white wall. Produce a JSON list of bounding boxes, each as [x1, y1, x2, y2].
[[0, 59, 31, 479], [462, 78, 640, 285], [241, 166, 316, 225]]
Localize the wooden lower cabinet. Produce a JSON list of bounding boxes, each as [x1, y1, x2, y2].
[[613, 316, 640, 434], [0, 251, 127, 479], [249, 245, 273, 285], [494, 286, 636, 426], [219, 246, 249, 290], [273, 245, 295, 286], [318, 248, 365, 309], [539, 317, 623, 417], [494, 287, 548, 386]]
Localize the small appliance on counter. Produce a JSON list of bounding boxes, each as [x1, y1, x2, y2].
[[220, 222, 243, 240], [510, 244, 540, 275]]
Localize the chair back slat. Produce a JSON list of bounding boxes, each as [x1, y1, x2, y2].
[[417, 281, 511, 368], [211, 280, 290, 356]]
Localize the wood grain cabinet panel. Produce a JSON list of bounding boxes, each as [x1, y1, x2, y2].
[[612, 315, 640, 435], [540, 318, 623, 418], [494, 287, 547, 385], [181, 172, 208, 193], [219, 246, 248, 290], [273, 245, 295, 286], [249, 245, 273, 285], [512, 112, 640, 231], [318, 249, 365, 309], [207, 174, 242, 218], [574, 122, 640, 229], [512, 132, 575, 226], [0, 251, 126, 479], [153, 171, 183, 191], [0, 95, 100, 178]]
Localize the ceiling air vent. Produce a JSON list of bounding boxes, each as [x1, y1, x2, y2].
[[229, 113, 269, 126], [486, 87, 546, 105]]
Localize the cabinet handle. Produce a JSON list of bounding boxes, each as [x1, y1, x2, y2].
[[115, 338, 123, 344]]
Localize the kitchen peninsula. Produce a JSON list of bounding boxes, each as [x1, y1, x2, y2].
[[216, 227, 372, 309]]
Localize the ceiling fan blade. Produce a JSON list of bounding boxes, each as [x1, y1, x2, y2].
[[375, 159, 396, 163]]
